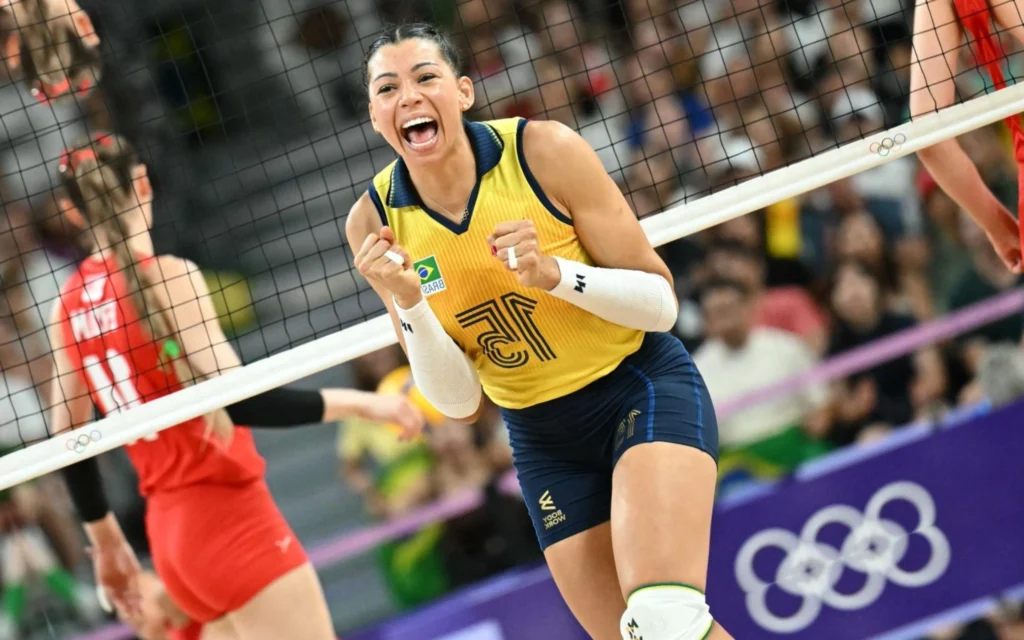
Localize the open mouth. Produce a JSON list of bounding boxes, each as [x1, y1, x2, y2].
[[402, 117, 439, 148]]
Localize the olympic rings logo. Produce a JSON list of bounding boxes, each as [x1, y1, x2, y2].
[[734, 481, 951, 634], [869, 133, 907, 157], [66, 430, 102, 454]]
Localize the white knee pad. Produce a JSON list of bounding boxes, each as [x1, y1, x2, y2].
[[620, 585, 714, 640]]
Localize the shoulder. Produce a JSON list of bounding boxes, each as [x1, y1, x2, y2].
[[345, 191, 385, 244], [150, 255, 201, 285], [519, 119, 588, 170]]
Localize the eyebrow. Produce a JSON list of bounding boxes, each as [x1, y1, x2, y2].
[[372, 61, 441, 84]]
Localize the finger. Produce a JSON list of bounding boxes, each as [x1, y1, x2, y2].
[[363, 238, 395, 266], [379, 226, 396, 244], [390, 244, 413, 268], [491, 229, 531, 250], [383, 249, 404, 266], [72, 10, 100, 48], [492, 220, 528, 238], [3, 32, 19, 71], [356, 233, 380, 261]]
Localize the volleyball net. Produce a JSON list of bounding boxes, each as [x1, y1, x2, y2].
[[0, 0, 1023, 489]]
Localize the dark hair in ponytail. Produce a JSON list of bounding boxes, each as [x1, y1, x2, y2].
[[362, 23, 461, 91]]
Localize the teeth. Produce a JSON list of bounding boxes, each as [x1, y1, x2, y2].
[[402, 117, 435, 129]]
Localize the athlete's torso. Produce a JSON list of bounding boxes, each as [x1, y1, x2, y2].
[[57, 255, 265, 496], [370, 118, 644, 409]]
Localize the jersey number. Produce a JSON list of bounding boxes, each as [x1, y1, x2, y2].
[[83, 350, 158, 443], [455, 293, 556, 369]]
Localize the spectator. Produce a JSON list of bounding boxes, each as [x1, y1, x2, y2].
[[705, 239, 829, 353], [826, 261, 946, 445], [694, 279, 831, 488]]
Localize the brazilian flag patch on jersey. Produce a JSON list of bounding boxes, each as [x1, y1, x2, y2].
[[413, 255, 446, 297]]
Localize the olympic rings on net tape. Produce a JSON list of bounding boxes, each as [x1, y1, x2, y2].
[[65, 430, 102, 455], [869, 133, 907, 157], [733, 481, 951, 634]]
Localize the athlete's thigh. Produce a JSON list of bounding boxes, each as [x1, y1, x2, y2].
[[224, 563, 333, 640], [544, 522, 625, 640], [611, 442, 717, 594]]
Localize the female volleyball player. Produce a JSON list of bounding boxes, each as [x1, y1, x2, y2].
[[48, 133, 425, 640], [910, 0, 1023, 272], [348, 23, 729, 640]]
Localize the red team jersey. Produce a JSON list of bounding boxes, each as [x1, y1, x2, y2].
[[56, 255, 266, 495], [57, 254, 310, 627]]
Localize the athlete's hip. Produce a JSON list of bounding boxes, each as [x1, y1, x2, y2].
[[500, 331, 711, 450]]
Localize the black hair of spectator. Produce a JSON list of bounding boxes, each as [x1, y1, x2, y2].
[[706, 238, 766, 266], [700, 278, 751, 304], [363, 23, 461, 91], [828, 258, 890, 298]]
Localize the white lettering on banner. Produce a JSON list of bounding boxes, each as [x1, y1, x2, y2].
[[734, 481, 951, 634], [435, 620, 505, 640]]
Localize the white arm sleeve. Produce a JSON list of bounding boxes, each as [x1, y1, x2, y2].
[[394, 298, 483, 419], [547, 257, 678, 333]]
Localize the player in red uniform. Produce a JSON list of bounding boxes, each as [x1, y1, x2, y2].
[[47, 133, 424, 639], [910, 0, 1024, 273]]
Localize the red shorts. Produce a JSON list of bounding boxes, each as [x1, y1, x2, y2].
[[146, 480, 308, 623], [168, 621, 203, 640]]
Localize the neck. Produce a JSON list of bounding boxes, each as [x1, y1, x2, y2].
[[407, 132, 477, 216]]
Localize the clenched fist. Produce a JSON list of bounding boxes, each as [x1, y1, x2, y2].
[[354, 226, 424, 309], [488, 220, 561, 290]]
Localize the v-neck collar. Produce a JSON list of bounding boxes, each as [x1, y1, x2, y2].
[[387, 120, 505, 235]]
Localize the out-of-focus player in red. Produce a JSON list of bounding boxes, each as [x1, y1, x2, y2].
[[47, 133, 425, 639], [910, 0, 1024, 273]]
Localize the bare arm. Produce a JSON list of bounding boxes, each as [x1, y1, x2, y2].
[[526, 119, 675, 288], [47, 300, 94, 436], [504, 120, 678, 332], [149, 255, 423, 427], [345, 195, 409, 357], [346, 194, 484, 423], [911, 0, 1020, 268]]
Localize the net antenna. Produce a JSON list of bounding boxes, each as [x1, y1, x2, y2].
[[3, 79, 1024, 492]]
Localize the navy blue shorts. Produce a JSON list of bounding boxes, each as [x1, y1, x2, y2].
[[500, 331, 718, 550]]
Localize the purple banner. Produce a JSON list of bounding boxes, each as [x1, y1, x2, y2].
[[349, 403, 1024, 640]]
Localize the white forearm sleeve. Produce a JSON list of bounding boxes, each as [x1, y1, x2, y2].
[[548, 257, 678, 332], [394, 298, 483, 419]]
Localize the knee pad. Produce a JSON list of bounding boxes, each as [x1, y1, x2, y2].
[[620, 585, 714, 640]]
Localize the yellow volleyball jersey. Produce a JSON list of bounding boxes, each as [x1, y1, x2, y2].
[[368, 118, 644, 410]]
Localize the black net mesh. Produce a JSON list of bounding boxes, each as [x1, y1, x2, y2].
[[0, 0, 1018, 456]]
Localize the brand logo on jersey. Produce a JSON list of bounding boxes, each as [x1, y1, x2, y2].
[[414, 255, 446, 297], [539, 490, 566, 530], [625, 618, 642, 640], [614, 409, 642, 450], [574, 274, 586, 293]]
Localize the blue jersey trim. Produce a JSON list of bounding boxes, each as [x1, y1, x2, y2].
[[516, 118, 572, 226], [366, 183, 388, 227]]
